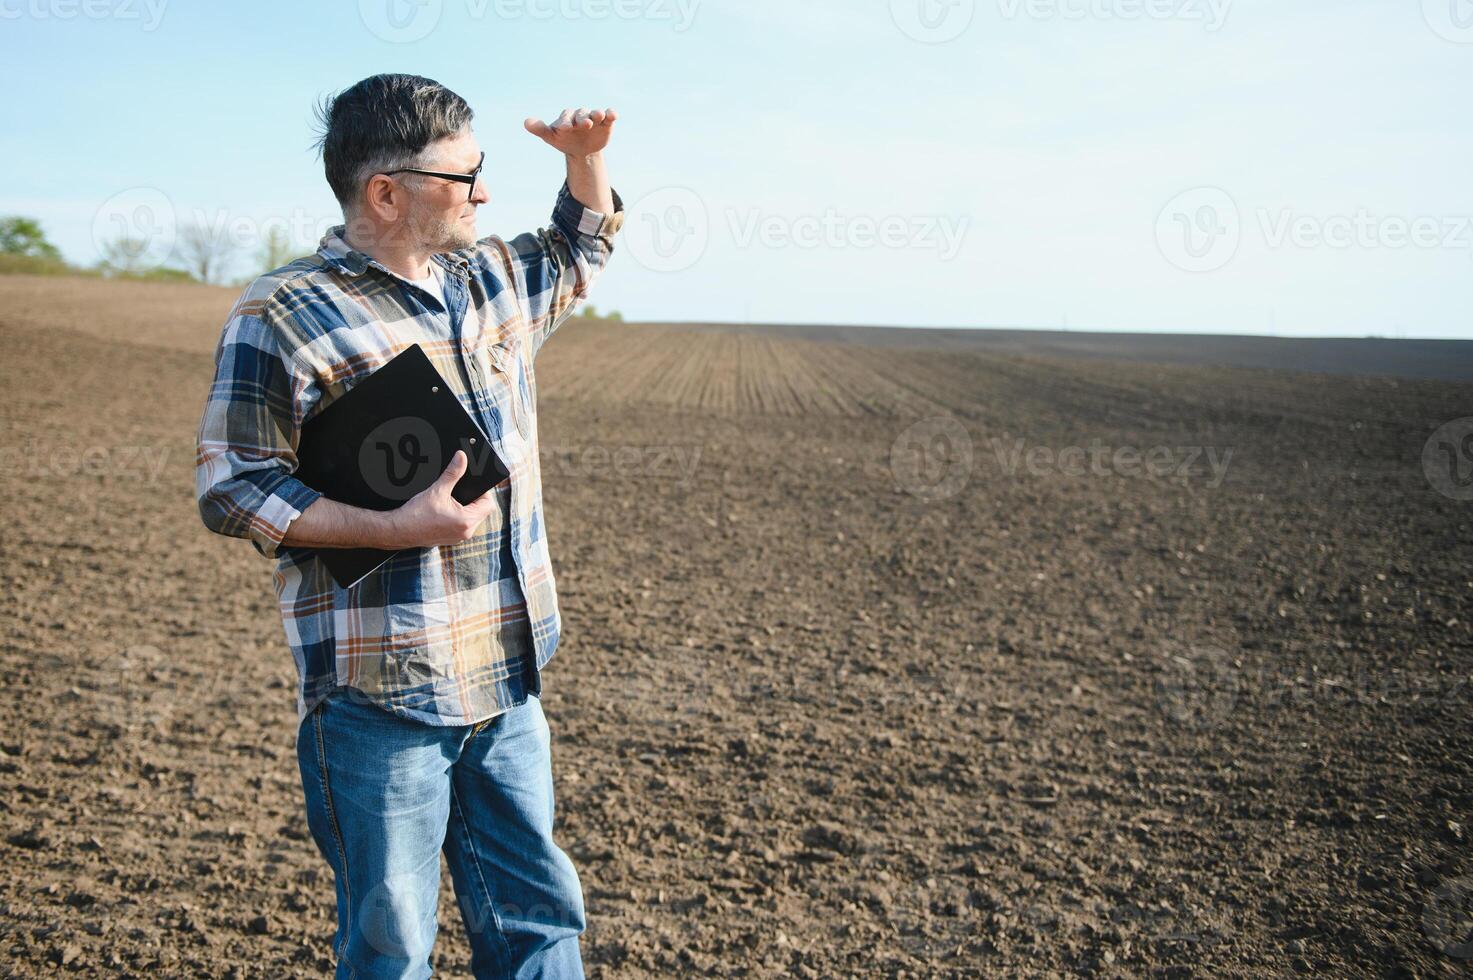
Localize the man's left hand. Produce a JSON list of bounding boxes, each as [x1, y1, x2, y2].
[[524, 107, 617, 157]]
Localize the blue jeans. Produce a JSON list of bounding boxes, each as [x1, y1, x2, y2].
[[296, 687, 586, 979]]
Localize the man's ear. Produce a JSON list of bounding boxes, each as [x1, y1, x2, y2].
[[359, 173, 406, 223]]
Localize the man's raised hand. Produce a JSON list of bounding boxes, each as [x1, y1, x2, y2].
[[524, 107, 617, 157]]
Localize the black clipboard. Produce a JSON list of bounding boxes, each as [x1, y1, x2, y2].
[[292, 343, 510, 589]]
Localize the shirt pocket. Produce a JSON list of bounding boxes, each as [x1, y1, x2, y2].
[[488, 336, 534, 442]]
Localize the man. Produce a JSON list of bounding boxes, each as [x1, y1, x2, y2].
[[194, 73, 623, 978]]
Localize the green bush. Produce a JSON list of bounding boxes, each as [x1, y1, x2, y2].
[[0, 252, 92, 277], [577, 303, 624, 322], [0, 217, 63, 262], [0, 214, 201, 283]]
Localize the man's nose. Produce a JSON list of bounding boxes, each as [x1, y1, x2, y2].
[[470, 175, 490, 205]]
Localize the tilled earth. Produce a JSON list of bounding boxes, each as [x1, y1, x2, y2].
[[1, 275, 1471, 977]]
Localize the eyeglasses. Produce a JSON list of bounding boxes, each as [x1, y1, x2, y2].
[[379, 151, 485, 202]]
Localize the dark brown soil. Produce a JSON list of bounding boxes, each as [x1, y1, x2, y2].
[[2, 275, 1470, 977]]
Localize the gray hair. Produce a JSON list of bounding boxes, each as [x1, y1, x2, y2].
[[310, 73, 474, 212]]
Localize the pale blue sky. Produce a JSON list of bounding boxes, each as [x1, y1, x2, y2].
[[2, 0, 1469, 337]]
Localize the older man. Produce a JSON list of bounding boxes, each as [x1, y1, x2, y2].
[[194, 73, 623, 978]]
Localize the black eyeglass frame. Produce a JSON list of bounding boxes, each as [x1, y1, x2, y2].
[[378, 151, 485, 202]]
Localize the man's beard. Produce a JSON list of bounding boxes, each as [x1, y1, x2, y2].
[[409, 200, 477, 253]]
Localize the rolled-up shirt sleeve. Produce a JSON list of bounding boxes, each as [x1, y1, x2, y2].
[[195, 308, 323, 560], [490, 180, 624, 356]]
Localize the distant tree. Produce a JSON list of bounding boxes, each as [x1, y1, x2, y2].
[[97, 233, 153, 277], [257, 225, 295, 273], [0, 217, 62, 261], [578, 304, 624, 322], [176, 220, 238, 285]]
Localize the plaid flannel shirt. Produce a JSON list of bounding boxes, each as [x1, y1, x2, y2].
[[195, 181, 623, 728]]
